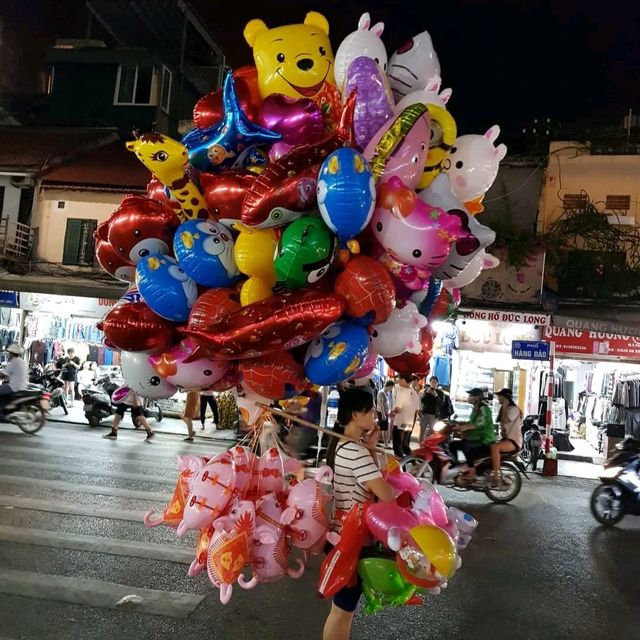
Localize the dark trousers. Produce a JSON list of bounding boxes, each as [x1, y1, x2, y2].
[[393, 424, 414, 457], [200, 395, 219, 425]]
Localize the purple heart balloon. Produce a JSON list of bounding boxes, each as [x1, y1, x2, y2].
[[258, 94, 325, 147], [345, 56, 395, 150]]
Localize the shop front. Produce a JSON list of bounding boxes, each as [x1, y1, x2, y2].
[[541, 326, 640, 458]]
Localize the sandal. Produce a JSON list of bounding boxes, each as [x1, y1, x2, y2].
[[184, 436, 195, 442]]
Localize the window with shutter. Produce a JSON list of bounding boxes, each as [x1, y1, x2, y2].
[[62, 219, 97, 265]]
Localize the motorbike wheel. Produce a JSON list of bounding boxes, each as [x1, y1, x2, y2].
[[590, 484, 625, 526], [520, 446, 532, 464], [485, 463, 522, 504], [400, 456, 434, 483], [13, 404, 46, 435], [87, 412, 102, 427]]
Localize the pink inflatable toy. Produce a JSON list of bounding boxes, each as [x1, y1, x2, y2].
[[365, 502, 418, 551], [177, 450, 236, 537]]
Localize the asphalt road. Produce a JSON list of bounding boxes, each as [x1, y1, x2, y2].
[[0, 421, 637, 640]]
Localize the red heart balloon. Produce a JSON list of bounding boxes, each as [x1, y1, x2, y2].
[[98, 302, 178, 352], [193, 66, 261, 128], [335, 256, 395, 325], [241, 351, 306, 400], [184, 289, 345, 359], [187, 288, 242, 332], [384, 328, 433, 376], [200, 170, 258, 222]]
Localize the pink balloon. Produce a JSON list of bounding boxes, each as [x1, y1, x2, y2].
[[364, 105, 430, 189], [258, 94, 325, 146], [365, 503, 419, 551], [429, 492, 449, 527], [371, 177, 464, 290], [257, 447, 286, 496], [268, 140, 294, 162], [344, 56, 394, 150], [281, 466, 332, 551], [177, 450, 236, 537], [384, 469, 421, 499], [149, 338, 229, 391], [350, 341, 377, 379]]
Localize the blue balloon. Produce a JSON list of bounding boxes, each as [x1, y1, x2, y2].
[[182, 71, 281, 172], [304, 320, 370, 386], [414, 277, 443, 318], [136, 255, 197, 322], [317, 148, 376, 244], [173, 220, 241, 288]]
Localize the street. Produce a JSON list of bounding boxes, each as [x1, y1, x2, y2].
[[0, 421, 637, 640]]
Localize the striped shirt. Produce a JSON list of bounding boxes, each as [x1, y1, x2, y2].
[[331, 441, 381, 533]]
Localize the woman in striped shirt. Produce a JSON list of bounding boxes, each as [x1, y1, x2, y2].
[[323, 388, 394, 640]]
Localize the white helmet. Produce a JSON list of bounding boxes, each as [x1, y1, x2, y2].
[[6, 344, 22, 356]]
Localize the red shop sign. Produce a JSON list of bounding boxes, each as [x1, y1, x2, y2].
[[544, 326, 640, 360]]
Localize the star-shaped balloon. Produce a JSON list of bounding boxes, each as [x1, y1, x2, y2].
[[182, 71, 281, 172]]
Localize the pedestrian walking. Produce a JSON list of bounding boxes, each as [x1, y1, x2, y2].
[[376, 380, 394, 449], [182, 390, 200, 441], [199, 390, 219, 430], [103, 394, 155, 441], [419, 375, 445, 442], [392, 373, 420, 456]]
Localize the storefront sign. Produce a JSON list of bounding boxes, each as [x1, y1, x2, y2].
[[20, 293, 117, 319], [0, 291, 19, 308], [465, 309, 550, 326], [553, 313, 640, 338], [511, 340, 550, 361], [544, 326, 640, 360], [458, 320, 541, 353]]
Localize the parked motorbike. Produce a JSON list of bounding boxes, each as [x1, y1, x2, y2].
[[590, 439, 640, 526], [521, 414, 544, 470], [29, 364, 67, 415], [400, 420, 528, 504], [82, 373, 163, 426], [0, 384, 49, 434]]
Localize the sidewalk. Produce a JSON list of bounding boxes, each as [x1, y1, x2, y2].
[[46, 403, 238, 443]]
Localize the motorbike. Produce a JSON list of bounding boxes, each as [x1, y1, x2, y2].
[[0, 383, 49, 434], [400, 419, 528, 504], [590, 439, 640, 526], [29, 363, 67, 415], [521, 414, 544, 470], [82, 373, 163, 427]]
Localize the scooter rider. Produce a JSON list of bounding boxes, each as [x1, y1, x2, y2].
[[449, 388, 496, 481], [0, 344, 28, 401]]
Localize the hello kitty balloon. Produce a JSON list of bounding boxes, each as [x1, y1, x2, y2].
[[371, 176, 464, 291], [371, 301, 428, 358], [394, 75, 452, 112], [387, 30, 440, 101], [443, 125, 507, 205], [334, 12, 387, 92], [418, 174, 496, 282], [443, 250, 500, 290]]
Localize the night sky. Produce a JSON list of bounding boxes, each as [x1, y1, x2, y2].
[[2, 0, 639, 135]]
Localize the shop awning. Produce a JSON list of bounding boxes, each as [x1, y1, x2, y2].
[[0, 270, 125, 300], [552, 306, 640, 338]]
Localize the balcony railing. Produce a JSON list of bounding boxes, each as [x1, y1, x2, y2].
[[0, 218, 36, 271]]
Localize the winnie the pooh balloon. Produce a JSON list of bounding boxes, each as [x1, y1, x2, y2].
[[244, 12, 335, 101]]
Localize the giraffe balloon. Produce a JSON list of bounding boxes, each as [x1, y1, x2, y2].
[[126, 132, 210, 221]]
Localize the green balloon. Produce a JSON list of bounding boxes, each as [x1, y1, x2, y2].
[[357, 557, 417, 615], [274, 216, 336, 289]]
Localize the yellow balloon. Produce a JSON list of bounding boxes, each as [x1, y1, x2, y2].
[[408, 524, 457, 578], [233, 223, 277, 281], [418, 104, 457, 189], [243, 12, 335, 100], [240, 276, 274, 306]]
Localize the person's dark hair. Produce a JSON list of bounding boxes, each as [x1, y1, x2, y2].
[[384, 380, 395, 388], [326, 388, 373, 469], [429, 376, 439, 383], [398, 373, 413, 384], [496, 388, 521, 422]]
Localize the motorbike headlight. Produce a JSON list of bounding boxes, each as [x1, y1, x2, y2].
[[433, 421, 446, 433], [601, 466, 623, 479]]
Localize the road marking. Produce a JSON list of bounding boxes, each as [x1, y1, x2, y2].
[[0, 568, 204, 618], [0, 524, 193, 564], [0, 495, 148, 522], [0, 474, 170, 502], [0, 458, 174, 486]]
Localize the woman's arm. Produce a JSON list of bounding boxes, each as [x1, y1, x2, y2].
[[364, 477, 395, 502]]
